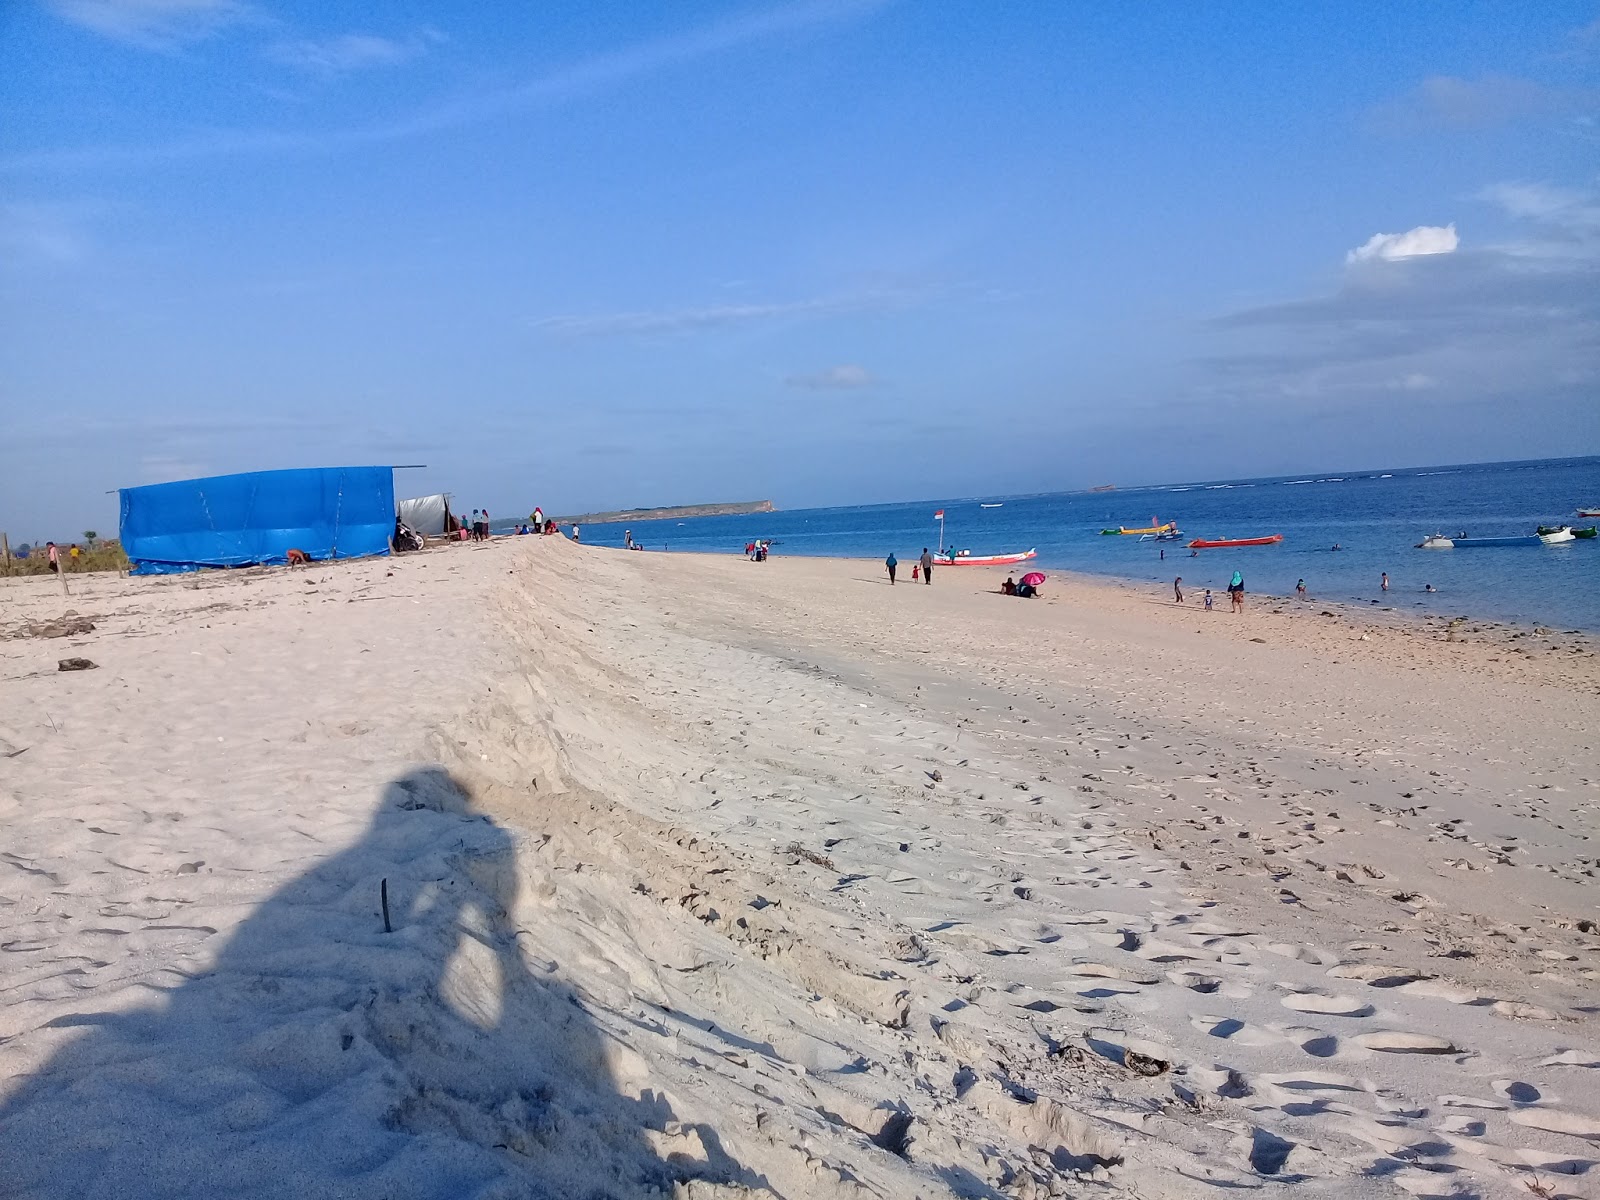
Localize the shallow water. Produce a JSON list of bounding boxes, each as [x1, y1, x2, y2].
[[574, 456, 1600, 630]]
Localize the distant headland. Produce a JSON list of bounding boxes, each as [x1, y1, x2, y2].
[[552, 500, 775, 525]]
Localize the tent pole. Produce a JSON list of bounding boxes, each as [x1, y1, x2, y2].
[[1, 532, 9, 576]]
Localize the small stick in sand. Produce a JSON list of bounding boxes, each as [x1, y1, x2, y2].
[[380, 877, 392, 933]]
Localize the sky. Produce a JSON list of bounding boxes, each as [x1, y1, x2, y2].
[[2, 0, 1598, 537]]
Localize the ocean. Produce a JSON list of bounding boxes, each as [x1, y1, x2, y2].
[[568, 456, 1600, 631]]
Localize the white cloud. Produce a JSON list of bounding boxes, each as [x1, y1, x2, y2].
[[1347, 223, 1459, 264], [265, 31, 439, 74], [49, 0, 251, 49], [786, 364, 877, 390]]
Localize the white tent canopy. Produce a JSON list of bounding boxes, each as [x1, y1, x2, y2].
[[396, 493, 452, 537]]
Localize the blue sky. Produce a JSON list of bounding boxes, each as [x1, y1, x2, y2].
[[2, 0, 1597, 536]]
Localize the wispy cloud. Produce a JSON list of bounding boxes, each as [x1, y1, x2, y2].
[[264, 30, 442, 75], [0, 201, 94, 264], [534, 289, 919, 339], [1346, 223, 1458, 264], [1370, 74, 1600, 132], [48, 0, 253, 50], [9, 0, 886, 173], [785, 364, 878, 389]]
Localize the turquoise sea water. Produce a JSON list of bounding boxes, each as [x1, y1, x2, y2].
[[570, 456, 1600, 630]]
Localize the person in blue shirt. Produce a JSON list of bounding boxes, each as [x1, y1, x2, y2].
[[885, 552, 897, 584]]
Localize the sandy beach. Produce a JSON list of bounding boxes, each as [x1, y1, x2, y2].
[[2, 539, 1597, 1199]]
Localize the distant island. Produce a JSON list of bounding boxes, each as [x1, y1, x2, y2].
[[552, 500, 775, 525]]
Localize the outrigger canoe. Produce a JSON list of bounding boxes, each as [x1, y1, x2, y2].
[[938, 548, 1037, 566], [1186, 534, 1284, 549], [1101, 520, 1176, 536]]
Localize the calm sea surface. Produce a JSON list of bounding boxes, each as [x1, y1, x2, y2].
[[572, 457, 1600, 631]]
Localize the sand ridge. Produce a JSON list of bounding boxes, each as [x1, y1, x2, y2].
[[0, 539, 1596, 1198]]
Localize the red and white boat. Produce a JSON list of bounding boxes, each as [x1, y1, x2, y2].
[[1186, 534, 1284, 549], [938, 548, 1037, 566]]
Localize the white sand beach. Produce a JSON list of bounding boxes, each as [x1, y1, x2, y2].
[[2, 539, 1597, 1199]]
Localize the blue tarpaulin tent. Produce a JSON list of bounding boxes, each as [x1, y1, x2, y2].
[[119, 466, 395, 574]]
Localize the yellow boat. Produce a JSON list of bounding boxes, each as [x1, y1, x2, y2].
[[1110, 518, 1176, 536]]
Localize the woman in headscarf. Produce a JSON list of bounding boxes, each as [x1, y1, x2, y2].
[[1227, 570, 1245, 613]]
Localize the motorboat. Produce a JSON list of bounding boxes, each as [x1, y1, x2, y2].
[[1186, 534, 1284, 549], [1416, 535, 1455, 549], [1539, 526, 1575, 544]]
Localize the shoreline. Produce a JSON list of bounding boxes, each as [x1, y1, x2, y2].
[[631, 546, 1600, 687]]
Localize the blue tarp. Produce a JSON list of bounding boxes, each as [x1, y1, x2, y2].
[[119, 467, 395, 574]]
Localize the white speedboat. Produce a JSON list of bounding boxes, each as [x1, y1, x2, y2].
[[1539, 526, 1575, 544], [1416, 535, 1454, 549]]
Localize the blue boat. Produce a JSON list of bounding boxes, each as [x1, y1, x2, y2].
[[1450, 534, 1541, 548]]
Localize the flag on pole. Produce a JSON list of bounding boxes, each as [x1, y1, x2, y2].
[[933, 509, 944, 520]]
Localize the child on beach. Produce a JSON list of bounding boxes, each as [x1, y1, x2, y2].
[[1203, 590, 1212, 611]]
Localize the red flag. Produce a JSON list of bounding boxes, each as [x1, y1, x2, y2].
[[934, 509, 944, 519]]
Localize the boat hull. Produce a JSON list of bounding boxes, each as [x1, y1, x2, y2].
[[1578, 509, 1600, 518], [937, 549, 1037, 566], [1186, 535, 1284, 549], [1451, 536, 1541, 548]]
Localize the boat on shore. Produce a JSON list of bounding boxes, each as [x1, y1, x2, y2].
[[938, 548, 1037, 566], [1186, 534, 1283, 549]]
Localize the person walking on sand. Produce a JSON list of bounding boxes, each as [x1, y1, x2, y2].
[[571, 524, 581, 544], [1228, 570, 1245, 613], [1381, 571, 1389, 592], [885, 552, 898, 584], [1296, 578, 1306, 598], [69, 543, 81, 569], [919, 547, 934, 585], [1173, 576, 1183, 604], [46, 541, 59, 573]]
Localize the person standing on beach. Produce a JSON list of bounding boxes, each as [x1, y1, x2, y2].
[[69, 544, 81, 569], [571, 524, 581, 544], [46, 542, 59, 573], [885, 552, 897, 584], [481, 509, 491, 541], [919, 547, 933, 585], [1381, 572, 1389, 592], [1173, 577, 1184, 604], [1296, 578, 1306, 597], [532, 506, 543, 530], [1228, 570, 1245, 613], [624, 529, 634, 549]]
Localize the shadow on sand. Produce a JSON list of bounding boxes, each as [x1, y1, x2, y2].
[[0, 767, 755, 1199]]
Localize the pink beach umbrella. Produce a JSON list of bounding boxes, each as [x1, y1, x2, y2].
[[1019, 571, 1046, 587]]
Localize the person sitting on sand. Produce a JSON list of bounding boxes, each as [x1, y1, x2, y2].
[[1001, 575, 1016, 595], [1017, 581, 1037, 598]]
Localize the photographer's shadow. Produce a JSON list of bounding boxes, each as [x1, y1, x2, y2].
[[0, 767, 754, 1199]]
